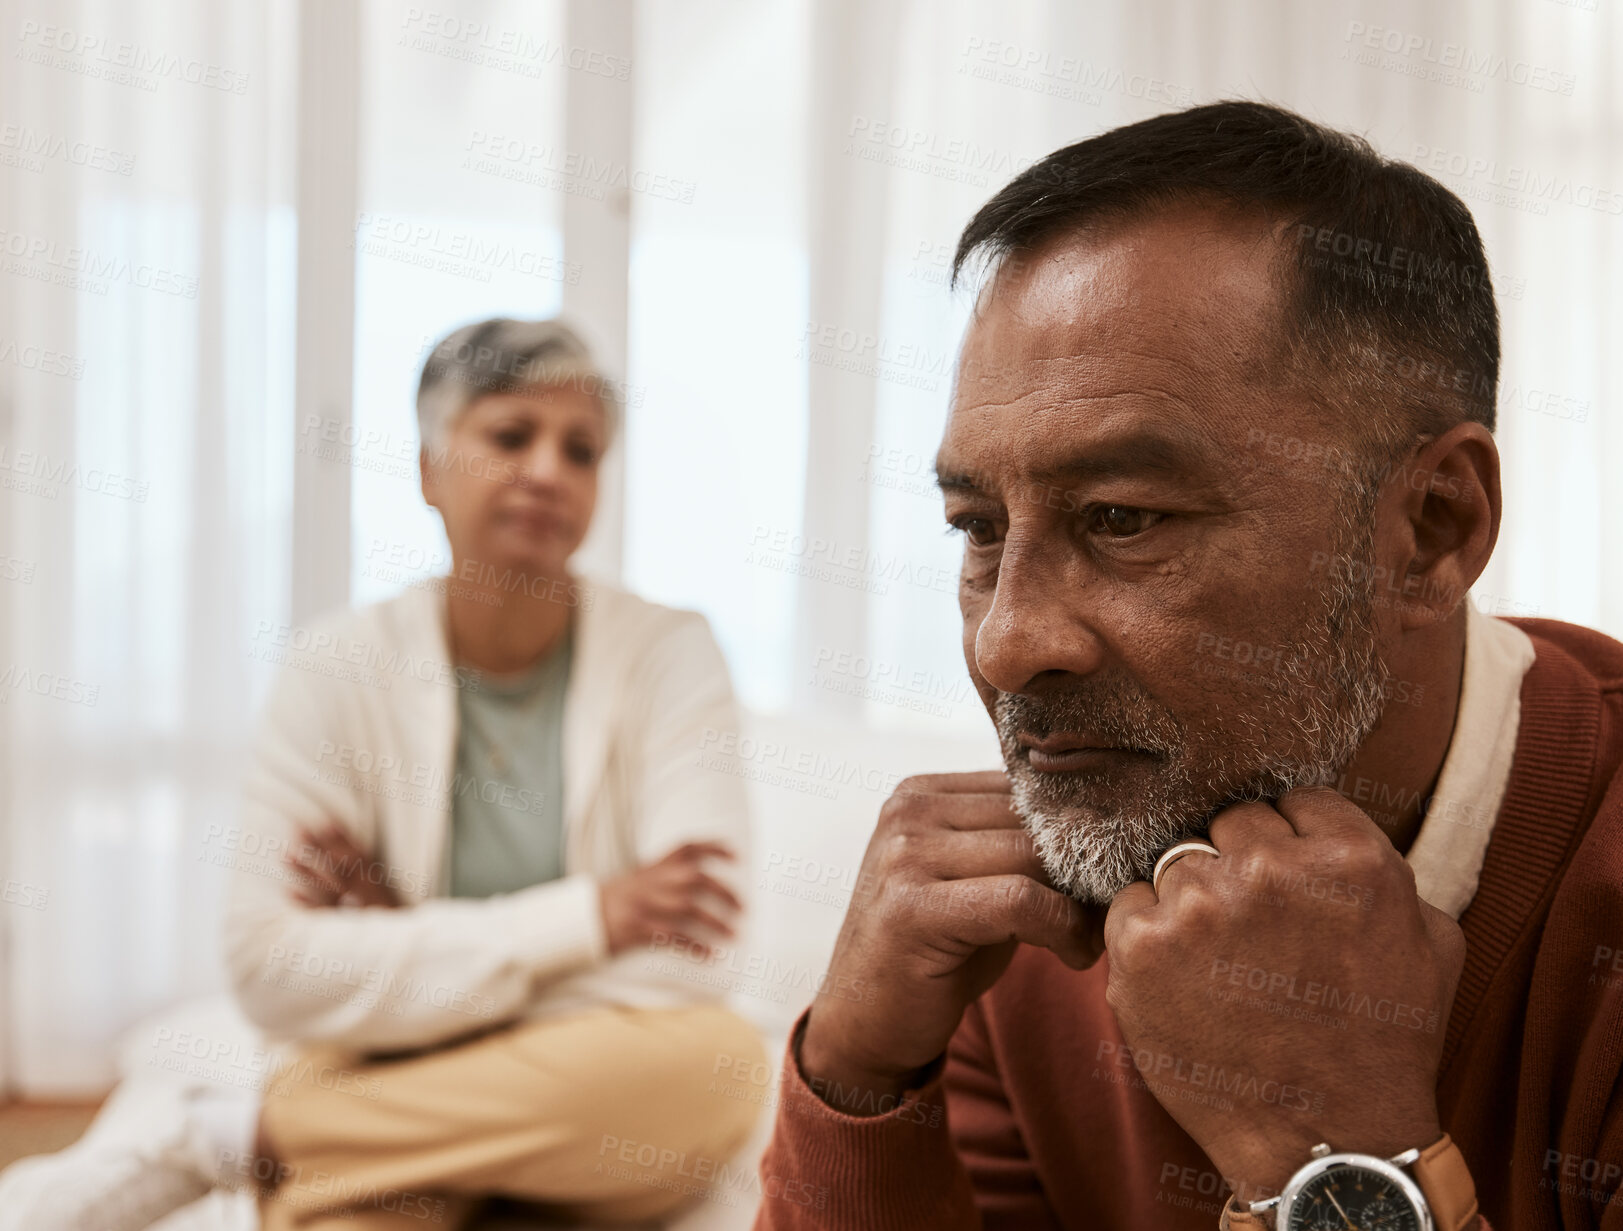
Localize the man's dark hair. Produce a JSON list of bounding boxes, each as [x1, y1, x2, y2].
[[952, 100, 1501, 456]]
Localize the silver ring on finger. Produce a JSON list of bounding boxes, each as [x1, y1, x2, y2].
[[1151, 839, 1221, 898]]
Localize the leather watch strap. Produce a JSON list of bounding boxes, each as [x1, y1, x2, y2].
[[1218, 1194, 1268, 1229], [1411, 1133, 1480, 1231]]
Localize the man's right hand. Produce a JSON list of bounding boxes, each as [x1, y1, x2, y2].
[[797, 771, 1105, 1110]]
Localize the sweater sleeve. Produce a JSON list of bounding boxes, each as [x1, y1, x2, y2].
[[753, 1008, 978, 1230], [622, 611, 750, 925]]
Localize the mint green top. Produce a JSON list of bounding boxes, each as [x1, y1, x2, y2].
[[447, 628, 573, 899]]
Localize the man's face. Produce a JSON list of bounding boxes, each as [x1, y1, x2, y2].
[[938, 207, 1394, 905]]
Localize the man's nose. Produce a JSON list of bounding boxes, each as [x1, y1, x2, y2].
[[973, 544, 1106, 694]]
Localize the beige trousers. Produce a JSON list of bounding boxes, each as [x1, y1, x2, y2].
[[252, 1003, 768, 1231]]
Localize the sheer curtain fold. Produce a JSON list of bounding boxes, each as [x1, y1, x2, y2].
[[1, 0, 571, 1093], [1, 0, 296, 1093]]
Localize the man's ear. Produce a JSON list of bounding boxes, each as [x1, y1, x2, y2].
[[1390, 421, 1501, 630]]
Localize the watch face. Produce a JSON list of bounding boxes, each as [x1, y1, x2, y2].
[[1282, 1161, 1425, 1231]]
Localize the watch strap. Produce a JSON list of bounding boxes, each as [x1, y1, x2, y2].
[[1218, 1194, 1268, 1229], [1412, 1133, 1480, 1231]]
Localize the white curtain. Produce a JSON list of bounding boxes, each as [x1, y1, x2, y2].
[[4, 0, 1618, 1094], [0, 0, 573, 1094], [0, 0, 298, 1092]]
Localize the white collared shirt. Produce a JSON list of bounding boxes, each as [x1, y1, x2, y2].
[[1404, 603, 1537, 920]]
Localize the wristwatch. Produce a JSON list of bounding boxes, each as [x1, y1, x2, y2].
[[1218, 1134, 1479, 1231]]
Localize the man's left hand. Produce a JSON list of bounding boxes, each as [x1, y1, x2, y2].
[[1103, 785, 1466, 1200]]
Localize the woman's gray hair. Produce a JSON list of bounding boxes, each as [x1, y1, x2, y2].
[[416, 317, 622, 448]]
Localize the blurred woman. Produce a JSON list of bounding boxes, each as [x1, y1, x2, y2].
[[1, 318, 767, 1230]]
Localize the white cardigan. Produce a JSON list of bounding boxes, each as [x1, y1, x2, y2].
[[222, 578, 750, 1052]]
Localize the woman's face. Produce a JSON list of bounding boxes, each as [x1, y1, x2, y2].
[[421, 384, 605, 579]]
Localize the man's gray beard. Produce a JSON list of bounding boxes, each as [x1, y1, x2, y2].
[[995, 488, 1391, 905]]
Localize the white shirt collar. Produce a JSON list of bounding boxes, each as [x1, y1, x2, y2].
[[1403, 603, 1537, 919]]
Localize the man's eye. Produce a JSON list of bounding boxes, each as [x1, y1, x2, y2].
[[492, 430, 529, 450], [1088, 505, 1162, 537], [948, 516, 999, 547]]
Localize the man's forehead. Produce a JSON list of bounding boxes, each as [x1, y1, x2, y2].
[[952, 206, 1289, 408], [941, 208, 1304, 482]]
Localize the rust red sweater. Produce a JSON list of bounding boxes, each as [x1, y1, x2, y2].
[[754, 619, 1623, 1230]]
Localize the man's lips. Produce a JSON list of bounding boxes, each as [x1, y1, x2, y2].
[[1018, 733, 1152, 773]]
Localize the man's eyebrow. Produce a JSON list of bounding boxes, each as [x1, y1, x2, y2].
[[934, 464, 987, 493], [1034, 431, 1220, 484], [935, 429, 1220, 494]]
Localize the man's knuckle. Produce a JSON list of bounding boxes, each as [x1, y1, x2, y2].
[[1236, 848, 1272, 884], [877, 828, 918, 870], [1104, 974, 1128, 1012], [1125, 913, 1169, 960], [1176, 881, 1223, 925], [1348, 842, 1395, 882], [877, 792, 914, 828], [1317, 838, 1361, 868]]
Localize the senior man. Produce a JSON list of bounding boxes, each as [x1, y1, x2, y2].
[[754, 102, 1622, 1230]]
